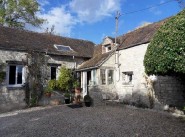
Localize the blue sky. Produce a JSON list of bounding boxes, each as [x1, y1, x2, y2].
[[30, 0, 183, 44]]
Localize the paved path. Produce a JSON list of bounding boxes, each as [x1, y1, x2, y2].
[[0, 105, 185, 137]]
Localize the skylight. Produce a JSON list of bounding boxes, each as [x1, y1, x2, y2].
[[54, 44, 73, 51]]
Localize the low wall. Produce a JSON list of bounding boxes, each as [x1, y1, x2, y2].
[[154, 76, 185, 107], [0, 85, 26, 113]]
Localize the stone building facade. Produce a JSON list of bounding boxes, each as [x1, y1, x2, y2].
[[0, 26, 94, 113], [78, 20, 185, 108]]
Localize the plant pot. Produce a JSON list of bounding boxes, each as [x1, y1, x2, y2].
[[84, 101, 91, 107], [65, 98, 70, 104], [45, 92, 51, 97]]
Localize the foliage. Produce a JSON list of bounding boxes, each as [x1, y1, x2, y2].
[[0, 0, 45, 29], [24, 51, 49, 106], [64, 92, 70, 98], [73, 80, 80, 88], [0, 72, 6, 83], [57, 66, 73, 91], [48, 79, 57, 90], [44, 85, 53, 94], [0, 61, 6, 83], [144, 9, 185, 75]]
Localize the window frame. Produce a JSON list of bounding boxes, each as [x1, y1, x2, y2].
[[54, 44, 73, 51], [7, 64, 24, 87], [108, 69, 114, 85], [100, 69, 106, 85], [50, 66, 57, 80], [122, 71, 133, 85]]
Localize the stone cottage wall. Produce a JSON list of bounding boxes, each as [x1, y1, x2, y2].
[[115, 44, 185, 108], [0, 50, 85, 113], [0, 50, 27, 113]]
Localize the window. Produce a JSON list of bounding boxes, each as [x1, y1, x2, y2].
[[122, 72, 133, 84], [54, 44, 73, 51], [51, 67, 57, 80], [104, 45, 112, 52], [100, 69, 106, 85], [108, 70, 114, 84], [8, 65, 23, 86]]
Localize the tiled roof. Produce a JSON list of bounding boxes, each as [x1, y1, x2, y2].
[[0, 26, 95, 58], [117, 19, 167, 50], [77, 44, 113, 70], [77, 19, 167, 70]]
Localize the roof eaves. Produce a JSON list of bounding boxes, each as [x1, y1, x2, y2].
[[118, 41, 150, 50]]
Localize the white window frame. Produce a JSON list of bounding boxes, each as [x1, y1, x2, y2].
[[100, 69, 106, 85], [108, 70, 114, 85], [104, 45, 112, 53], [7, 65, 25, 87], [122, 71, 133, 85], [54, 44, 73, 51]]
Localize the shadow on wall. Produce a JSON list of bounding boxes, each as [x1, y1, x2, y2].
[[88, 86, 118, 106]]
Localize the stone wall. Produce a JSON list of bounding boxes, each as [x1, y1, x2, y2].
[[88, 85, 118, 106], [115, 44, 185, 108], [154, 76, 185, 107], [0, 49, 85, 113]]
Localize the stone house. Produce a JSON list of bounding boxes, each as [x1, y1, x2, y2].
[[0, 26, 94, 112], [77, 19, 185, 108]]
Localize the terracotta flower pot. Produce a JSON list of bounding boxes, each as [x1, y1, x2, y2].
[[45, 92, 51, 97]]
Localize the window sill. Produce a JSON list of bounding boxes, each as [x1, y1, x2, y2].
[[7, 85, 24, 88], [122, 83, 134, 87]]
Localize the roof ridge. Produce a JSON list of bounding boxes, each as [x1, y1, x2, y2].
[[0, 25, 95, 44]]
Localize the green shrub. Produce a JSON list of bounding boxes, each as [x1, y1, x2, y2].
[[64, 92, 70, 98], [73, 80, 80, 88], [48, 79, 57, 90], [144, 9, 185, 75], [57, 66, 73, 91], [0, 71, 6, 83]]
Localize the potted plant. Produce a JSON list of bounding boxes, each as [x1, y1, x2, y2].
[[73, 80, 81, 104], [57, 66, 73, 104], [73, 80, 81, 92], [64, 92, 70, 104], [44, 86, 53, 97], [84, 94, 92, 107]]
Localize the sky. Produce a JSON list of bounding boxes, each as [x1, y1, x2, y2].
[[28, 0, 183, 44]]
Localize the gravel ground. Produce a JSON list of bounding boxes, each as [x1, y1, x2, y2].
[[0, 104, 185, 137]]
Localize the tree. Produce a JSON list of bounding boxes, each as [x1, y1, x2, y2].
[[0, 0, 45, 29], [144, 9, 185, 75]]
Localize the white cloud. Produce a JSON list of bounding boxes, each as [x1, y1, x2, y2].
[[29, 0, 123, 37], [135, 21, 152, 29], [69, 0, 121, 23], [37, 6, 77, 36]]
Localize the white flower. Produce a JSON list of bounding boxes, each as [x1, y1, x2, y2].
[[149, 75, 157, 82]]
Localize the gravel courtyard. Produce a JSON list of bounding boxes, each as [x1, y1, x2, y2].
[[0, 104, 185, 137]]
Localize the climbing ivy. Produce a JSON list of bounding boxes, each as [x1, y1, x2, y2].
[[144, 9, 185, 75]]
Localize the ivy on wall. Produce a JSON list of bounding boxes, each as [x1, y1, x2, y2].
[[144, 9, 185, 76], [0, 61, 6, 83]]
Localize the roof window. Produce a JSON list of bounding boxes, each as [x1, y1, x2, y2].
[[54, 44, 73, 51]]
